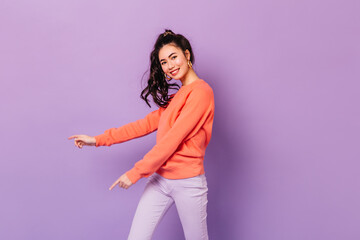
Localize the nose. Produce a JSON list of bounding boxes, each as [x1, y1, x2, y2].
[[168, 61, 174, 70]]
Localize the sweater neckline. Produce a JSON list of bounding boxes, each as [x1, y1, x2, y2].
[[180, 78, 202, 89]]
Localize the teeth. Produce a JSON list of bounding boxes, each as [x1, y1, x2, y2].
[[171, 69, 179, 74]]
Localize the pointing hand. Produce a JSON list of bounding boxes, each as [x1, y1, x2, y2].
[[68, 135, 96, 148], [109, 173, 133, 190]]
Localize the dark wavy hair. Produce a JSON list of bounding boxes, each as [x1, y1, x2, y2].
[[140, 29, 195, 108]]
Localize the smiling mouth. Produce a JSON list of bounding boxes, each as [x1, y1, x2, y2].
[[170, 68, 180, 75]]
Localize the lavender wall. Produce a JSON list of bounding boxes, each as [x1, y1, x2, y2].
[[1, 0, 359, 239]]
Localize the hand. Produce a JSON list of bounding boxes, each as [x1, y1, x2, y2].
[[68, 134, 96, 148], [109, 173, 133, 190]]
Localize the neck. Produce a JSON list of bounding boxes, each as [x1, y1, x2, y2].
[[180, 68, 200, 86]]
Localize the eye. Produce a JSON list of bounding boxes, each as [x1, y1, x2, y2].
[[172, 56, 177, 59]]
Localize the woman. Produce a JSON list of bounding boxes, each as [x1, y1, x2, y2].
[[68, 29, 215, 240]]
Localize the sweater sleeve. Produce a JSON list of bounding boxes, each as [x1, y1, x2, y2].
[[94, 106, 166, 147], [125, 87, 214, 184]]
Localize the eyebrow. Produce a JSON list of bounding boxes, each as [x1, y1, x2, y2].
[[160, 52, 176, 62]]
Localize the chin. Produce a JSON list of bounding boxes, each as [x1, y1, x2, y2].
[[175, 73, 185, 81]]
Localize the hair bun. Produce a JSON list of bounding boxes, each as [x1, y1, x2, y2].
[[163, 30, 174, 37]]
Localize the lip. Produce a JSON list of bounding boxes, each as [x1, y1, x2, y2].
[[170, 68, 180, 75]]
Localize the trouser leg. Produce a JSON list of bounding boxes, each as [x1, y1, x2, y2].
[[171, 174, 209, 240], [127, 174, 174, 240]]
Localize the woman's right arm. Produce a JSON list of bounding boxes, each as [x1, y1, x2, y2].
[[93, 106, 166, 147]]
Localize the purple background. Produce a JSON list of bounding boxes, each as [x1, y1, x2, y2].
[[1, 0, 359, 239]]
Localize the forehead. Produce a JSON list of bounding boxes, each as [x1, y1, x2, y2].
[[158, 44, 180, 59]]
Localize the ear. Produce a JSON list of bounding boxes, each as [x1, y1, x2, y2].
[[184, 49, 191, 61]]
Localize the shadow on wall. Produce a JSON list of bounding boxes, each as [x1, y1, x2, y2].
[[199, 61, 251, 239]]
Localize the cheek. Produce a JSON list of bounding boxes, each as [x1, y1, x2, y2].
[[161, 65, 166, 72], [175, 58, 185, 66]]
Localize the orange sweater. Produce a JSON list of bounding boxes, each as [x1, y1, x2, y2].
[[94, 78, 215, 184]]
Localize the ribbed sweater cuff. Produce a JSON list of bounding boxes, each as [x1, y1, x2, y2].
[[94, 135, 103, 147], [125, 168, 142, 184]]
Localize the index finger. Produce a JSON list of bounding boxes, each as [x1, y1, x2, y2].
[[68, 135, 78, 140], [109, 180, 120, 191]]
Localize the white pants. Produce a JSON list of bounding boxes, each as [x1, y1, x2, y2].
[[127, 173, 209, 240]]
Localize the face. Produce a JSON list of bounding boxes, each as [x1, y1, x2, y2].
[[159, 44, 190, 80]]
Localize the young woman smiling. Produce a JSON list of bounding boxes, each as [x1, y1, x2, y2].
[[68, 29, 215, 240]]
